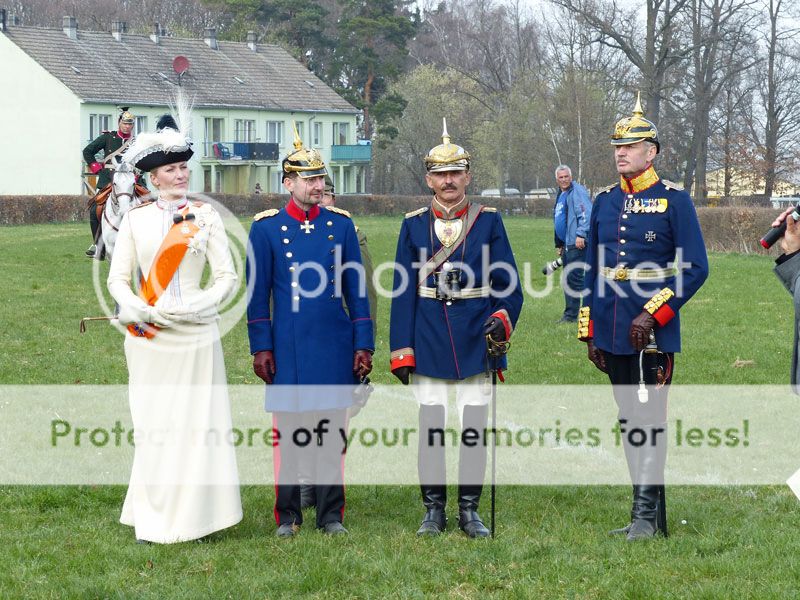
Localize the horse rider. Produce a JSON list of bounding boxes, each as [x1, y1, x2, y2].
[[82, 107, 140, 258]]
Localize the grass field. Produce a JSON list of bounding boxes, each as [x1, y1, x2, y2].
[[1, 216, 798, 598]]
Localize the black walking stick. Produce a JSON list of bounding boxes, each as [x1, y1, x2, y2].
[[485, 331, 510, 539]]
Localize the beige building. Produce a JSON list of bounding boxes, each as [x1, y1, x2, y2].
[[706, 167, 800, 199], [0, 15, 371, 195]]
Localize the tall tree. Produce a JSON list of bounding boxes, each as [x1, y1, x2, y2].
[[548, 0, 691, 123], [333, 0, 418, 138]]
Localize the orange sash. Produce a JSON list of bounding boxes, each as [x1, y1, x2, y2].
[[127, 208, 200, 338]]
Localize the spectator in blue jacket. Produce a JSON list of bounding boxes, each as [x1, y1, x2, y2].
[[552, 165, 592, 322]]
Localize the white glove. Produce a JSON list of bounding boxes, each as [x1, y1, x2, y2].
[[117, 302, 173, 327], [160, 304, 218, 324]]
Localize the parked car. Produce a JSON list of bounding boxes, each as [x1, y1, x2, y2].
[[480, 188, 522, 197], [525, 188, 556, 200]]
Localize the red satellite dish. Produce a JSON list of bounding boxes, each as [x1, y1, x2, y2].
[[173, 56, 190, 75]]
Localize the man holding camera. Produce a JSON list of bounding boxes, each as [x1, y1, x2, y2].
[[552, 165, 592, 323], [771, 207, 800, 392], [578, 95, 708, 541], [389, 120, 523, 538]]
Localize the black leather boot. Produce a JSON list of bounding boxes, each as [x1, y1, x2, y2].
[[417, 405, 447, 536], [626, 422, 668, 542], [458, 405, 489, 538], [610, 420, 638, 535]]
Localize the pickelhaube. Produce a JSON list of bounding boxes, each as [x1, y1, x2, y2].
[[424, 118, 470, 172], [119, 107, 135, 124], [282, 122, 328, 179], [611, 92, 660, 153]]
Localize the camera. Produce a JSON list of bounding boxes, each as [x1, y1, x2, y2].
[[541, 257, 564, 275]]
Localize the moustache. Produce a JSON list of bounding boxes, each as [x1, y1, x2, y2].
[[442, 185, 458, 191]]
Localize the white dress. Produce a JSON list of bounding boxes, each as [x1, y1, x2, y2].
[[107, 197, 242, 543]]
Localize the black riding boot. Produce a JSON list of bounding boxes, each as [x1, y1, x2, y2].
[[458, 405, 490, 538], [609, 419, 638, 535], [627, 422, 668, 541], [417, 405, 447, 536]]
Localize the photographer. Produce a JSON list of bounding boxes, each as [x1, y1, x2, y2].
[[771, 206, 800, 393], [552, 165, 592, 323]]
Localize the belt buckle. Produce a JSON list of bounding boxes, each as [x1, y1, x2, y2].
[[614, 266, 628, 281]]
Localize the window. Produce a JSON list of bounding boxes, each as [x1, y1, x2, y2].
[[204, 118, 224, 157], [313, 122, 322, 147], [266, 121, 283, 145], [89, 113, 113, 140], [295, 121, 304, 143], [332, 122, 350, 145], [271, 169, 284, 193], [134, 116, 147, 136], [234, 119, 256, 142]]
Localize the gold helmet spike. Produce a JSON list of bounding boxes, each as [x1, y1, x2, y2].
[[424, 117, 471, 172], [632, 91, 644, 118], [291, 120, 303, 152], [282, 120, 328, 179], [441, 118, 450, 145], [611, 91, 660, 153]]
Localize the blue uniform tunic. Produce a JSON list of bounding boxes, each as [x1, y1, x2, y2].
[[580, 167, 709, 355], [246, 201, 374, 410], [390, 202, 523, 380]]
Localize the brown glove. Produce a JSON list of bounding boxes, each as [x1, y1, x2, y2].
[[353, 350, 373, 379], [393, 366, 413, 385], [629, 311, 657, 351], [253, 350, 276, 384], [483, 316, 508, 343], [587, 341, 607, 373]]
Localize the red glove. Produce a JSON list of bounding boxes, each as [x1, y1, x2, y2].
[[353, 350, 373, 379], [587, 341, 607, 373], [89, 162, 103, 174], [629, 311, 657, 351], [253, 350, 275, 384]]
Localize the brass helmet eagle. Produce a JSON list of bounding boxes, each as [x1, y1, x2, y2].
[[611, 92, 660, 153], [282, 121, 328, 179], [424, 118, 470, 172]]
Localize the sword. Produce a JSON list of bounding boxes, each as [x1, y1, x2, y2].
[[485, 334, 510, 539], [79, 316, 113, 333]]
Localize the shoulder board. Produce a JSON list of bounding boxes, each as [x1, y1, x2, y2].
[[101, 130, 112, 135], [253, 208, 279, 221], [129, 202, 150, 212], [596, 183, 617, 195], [481, 206, 497, 213], [662, 179, 684, 191], [325, 206, 351, 219], [405, 206, 429, 218]]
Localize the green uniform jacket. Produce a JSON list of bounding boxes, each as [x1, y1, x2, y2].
[[82, 130, 129, 189], [356, 224, 378, 337]]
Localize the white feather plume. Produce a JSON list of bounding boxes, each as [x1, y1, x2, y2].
[[123, 89, 194, 167]]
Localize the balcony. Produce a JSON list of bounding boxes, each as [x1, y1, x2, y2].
[[330, 144, 372, 162], [201, 142, 279, 161]]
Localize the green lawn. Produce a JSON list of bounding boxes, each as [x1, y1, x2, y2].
[[1, 217, 797, 598]]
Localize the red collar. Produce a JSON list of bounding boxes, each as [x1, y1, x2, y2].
[[431, 196, 469, 219], [117, 130, 131, 140], [286, 199, 321, 222]]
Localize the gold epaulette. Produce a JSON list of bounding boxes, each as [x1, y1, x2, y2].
[[482, 207, 497, 213], [662, 179, 684, 191], [596, 183, 616, 195], [325, 206, 351, 219], [254, 208, 279, 221], [405, 206, 429, 218]]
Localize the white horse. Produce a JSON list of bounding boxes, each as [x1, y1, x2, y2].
[[100, 159, 147, 261]]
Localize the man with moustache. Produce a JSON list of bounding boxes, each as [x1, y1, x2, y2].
[[246, 124, 374, 537], [578, 94, 708, 541], [389, 119, 524, 538]]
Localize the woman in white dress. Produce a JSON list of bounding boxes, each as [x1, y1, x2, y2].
[[107, 110, 242, 543]]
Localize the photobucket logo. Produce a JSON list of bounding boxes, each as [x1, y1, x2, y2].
[[90, 194, 250, 347]]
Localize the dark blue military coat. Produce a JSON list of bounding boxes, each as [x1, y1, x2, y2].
[[580, 167, 709, 355], [390, 201, 523, 380], [247, 201, 374, 410]]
